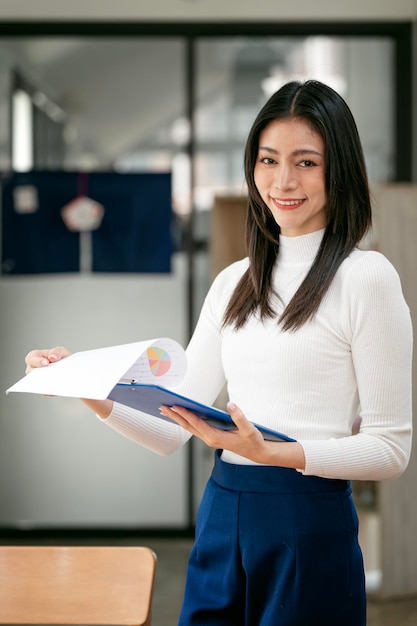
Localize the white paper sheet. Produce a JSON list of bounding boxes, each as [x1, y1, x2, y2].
[[6, 337, 186, 400]]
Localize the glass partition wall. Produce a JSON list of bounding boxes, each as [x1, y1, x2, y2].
[[191, 33, 396, 322], [194, 36, 395, 211]]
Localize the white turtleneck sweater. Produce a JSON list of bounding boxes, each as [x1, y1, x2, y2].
[[102, 229, 413, 481]]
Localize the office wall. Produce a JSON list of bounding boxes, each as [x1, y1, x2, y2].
[[0, 255, 189, 529]]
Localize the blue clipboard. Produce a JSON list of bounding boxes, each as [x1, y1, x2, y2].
[[108, 383, 296, 443]]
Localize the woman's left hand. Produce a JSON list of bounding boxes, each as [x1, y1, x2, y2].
[[159, 401, 270, 464], [160, 401, 306, 469]]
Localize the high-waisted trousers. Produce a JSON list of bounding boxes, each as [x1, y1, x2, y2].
[[178, 450, 366, 626]]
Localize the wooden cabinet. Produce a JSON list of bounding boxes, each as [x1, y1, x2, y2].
[[210, 195, 247, 278], [370, 185, 417, 598]]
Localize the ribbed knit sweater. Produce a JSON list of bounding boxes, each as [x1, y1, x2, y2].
[[102, 229, 413, 481]]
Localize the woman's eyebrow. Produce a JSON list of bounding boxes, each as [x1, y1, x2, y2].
[[258, 146, 323, 157]]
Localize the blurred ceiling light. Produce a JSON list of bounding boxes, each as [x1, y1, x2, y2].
[[262, 37, 347, 99], [171, 117, 190, 145], [261, 69, 346, 98], [33, 90, 66, 123], [12, 89, 33, 172]]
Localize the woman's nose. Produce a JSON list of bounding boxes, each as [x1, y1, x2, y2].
[[274, 165, 298, 191]]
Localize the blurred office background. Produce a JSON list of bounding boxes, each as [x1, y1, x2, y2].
[[0, 1, 416, 622]]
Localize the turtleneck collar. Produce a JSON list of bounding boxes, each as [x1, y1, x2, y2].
[[277, 229, 325, 264]]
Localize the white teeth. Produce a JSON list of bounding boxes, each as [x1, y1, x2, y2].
[[275, 199, 303, 206]]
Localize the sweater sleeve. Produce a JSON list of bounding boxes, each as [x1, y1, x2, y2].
[[299, 252, 413, 481], [99, 402, 192, 456]]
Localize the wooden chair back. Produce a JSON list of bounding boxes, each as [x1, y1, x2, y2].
[[0, 545, 157, 625]]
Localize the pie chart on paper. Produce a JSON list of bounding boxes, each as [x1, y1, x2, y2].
[[146, 346, 172, 377]]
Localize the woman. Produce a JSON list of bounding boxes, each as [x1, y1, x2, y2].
[[26, 80, 413, 625]]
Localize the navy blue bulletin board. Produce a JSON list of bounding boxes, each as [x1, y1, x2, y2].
[[1, 171, 173, 275]]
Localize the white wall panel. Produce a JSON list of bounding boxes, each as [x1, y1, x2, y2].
[[0, 254, 189, 528]]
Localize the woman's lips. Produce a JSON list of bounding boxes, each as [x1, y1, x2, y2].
[[272, 197, 306, 210]]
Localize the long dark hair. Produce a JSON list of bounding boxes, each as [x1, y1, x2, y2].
[[223, 80, 372, 331]]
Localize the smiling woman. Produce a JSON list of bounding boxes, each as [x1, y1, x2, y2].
[[230, 79, 372, 332], [24, 79, 412, 625]]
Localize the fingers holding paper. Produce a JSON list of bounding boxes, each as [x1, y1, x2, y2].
[[25, 346, 72, 374], [23, 346, 113, 419]]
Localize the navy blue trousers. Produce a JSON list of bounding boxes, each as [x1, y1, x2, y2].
[[178, 450, 366, 626]]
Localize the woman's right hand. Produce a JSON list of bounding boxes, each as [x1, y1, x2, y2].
[[25, 346, 71, 375], [24, 345, 114, 420]]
